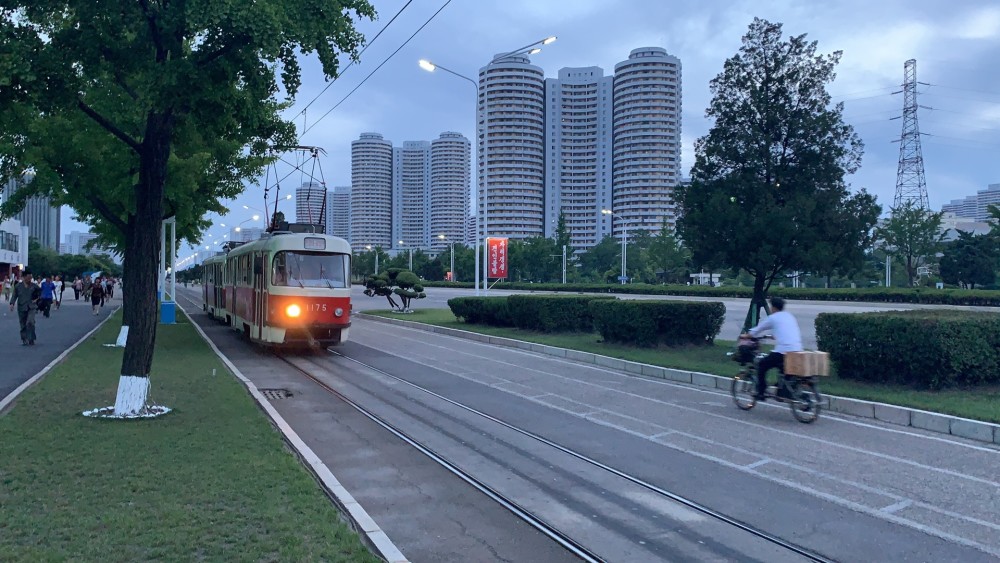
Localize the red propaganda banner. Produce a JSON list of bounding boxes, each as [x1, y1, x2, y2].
[[487, 237, 509, 278]]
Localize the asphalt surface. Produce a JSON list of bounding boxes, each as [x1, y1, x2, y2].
[[350, 285, 989, 348], [0, 293, 116, 402], [179, 287, 1000, 562]]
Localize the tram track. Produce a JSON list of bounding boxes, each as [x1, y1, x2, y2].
[[279, 348, 835, 563]]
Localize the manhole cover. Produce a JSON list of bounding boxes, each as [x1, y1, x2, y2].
[[260, 388, 292, 400]]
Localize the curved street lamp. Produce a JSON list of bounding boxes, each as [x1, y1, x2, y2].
[[419, 36, 556, 295], [602, 209, 634, 285], [438, 234, 455, 282]]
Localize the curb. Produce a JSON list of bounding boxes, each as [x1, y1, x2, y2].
[[0, 306, 121, 414], [359, 313, 1000, 447], [179, 304, 409, 563]]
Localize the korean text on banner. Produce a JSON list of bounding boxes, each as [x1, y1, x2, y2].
[[487, 237, 509, 278]]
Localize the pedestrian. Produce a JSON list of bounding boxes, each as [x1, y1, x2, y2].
[[73, 276, 82, 300], [107, 277, 114, 299], [39, 275, 56, 318], [56, 275, 66, 309], [90, 277, 105, 315], [9, 270, 39, 345]]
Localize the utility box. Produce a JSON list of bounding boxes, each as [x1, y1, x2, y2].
[[784, 351, 830, 377], [160, 301, 176, 324]]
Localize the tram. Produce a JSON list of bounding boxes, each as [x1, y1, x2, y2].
[[201, 229, 353, 348]]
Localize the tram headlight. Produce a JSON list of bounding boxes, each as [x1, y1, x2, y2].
[[334, 307, 344, 318], [286, 304, 301, 318]]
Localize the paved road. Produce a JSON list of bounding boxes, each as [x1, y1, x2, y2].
[[352, 285, 962, 348], [179, 288, 1000, 561], [0, 294, 117, 402]]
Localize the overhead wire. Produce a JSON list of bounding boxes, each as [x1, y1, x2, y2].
[[301, 0, 455, 138]]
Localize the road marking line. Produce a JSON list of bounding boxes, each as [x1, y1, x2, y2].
[[881, 500, 913, 514], [745, 459, 772, 470]]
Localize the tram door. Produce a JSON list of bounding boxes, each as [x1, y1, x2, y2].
[[253, 252, 266, 340]]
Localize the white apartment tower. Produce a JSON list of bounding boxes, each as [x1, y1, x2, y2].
[[350, 133, 394, 251], [611, 47, 683, 235], [326, 186, 351, 240], [430, 132, 471, 251], [942, 183, 1000, 222], [393, 141, 432, 250], [478, 53, 546, 240], [295, 181, 327, 228], [545, 67, 614, 248]]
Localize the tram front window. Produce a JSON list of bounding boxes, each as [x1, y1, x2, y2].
[[272, 252, 349, 288]]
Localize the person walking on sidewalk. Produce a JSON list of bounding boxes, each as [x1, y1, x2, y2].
[[55, 275, 66, 310], [39, 275, 56, 318], [73, 276, 82, 300], [90, 278, 105, 315], [9, 270, 39, 345]]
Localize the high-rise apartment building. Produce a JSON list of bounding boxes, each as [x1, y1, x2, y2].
[[478, 53, 547, 240], [430, 132, 471, 251], [350, 133, 394, 251], [393, 141, 431, 250], [611, 47, 683, 236], [942, 183, 1000, 222], [326, 186, 351, 240], [350, 132, 471, 253], [545, 67, 614, 248], [3, 174, 61, 251], [295, 181, 327, 227]]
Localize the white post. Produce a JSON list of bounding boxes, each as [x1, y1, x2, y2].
[[450, 242, 455, 282], [885, 254, 891, 287], [408, 248, 413, 271], [621, 225, 628, 284], [562, 244, 567, 284], [169, 218, 176, 300], [159, 220, 166, 301], [375, 252, 379, 275]]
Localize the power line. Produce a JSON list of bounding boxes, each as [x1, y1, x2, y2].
[[924, 83, 1000, 99], [301, 0, 454, 138], [922, 91, 1000, 106], [923, 132, 1000, 148], [296, 0, 415, 119], [830, 86, 895, 99]]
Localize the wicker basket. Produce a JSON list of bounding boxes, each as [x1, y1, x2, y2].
[[784, 351, 830, 377]]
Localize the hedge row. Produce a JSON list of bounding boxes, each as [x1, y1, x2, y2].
[[589, 300, 725, 347], [425, 281, 1000, 307], [448, 295, 725, 346], [816, 311, 1000, 389]]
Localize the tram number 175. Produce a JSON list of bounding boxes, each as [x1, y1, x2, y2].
[[308, 304, 328, 312]]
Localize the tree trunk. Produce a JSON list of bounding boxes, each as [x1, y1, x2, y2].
[[114, 112, 173, 416], [826, 274, 832, 289], [743, 273, 770, 331]]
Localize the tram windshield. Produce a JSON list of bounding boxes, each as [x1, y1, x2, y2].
[[272, 252, 350, 288]]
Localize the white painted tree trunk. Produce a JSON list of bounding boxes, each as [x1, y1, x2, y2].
[[115, 325, 129, 347], [113, 375, 150, 416]]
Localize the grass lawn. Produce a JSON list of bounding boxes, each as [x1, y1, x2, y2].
[[0, 311, 379, 562], [366, 309, 1000, 425]]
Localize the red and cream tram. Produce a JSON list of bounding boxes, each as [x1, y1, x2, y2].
[[201, 231, 352, 347]]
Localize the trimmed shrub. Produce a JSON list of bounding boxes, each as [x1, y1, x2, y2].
[[589, 300, 725, 347], [447, 297, 513, 326], [507, 295, 616, 332], [815, 311, 1000, 389]]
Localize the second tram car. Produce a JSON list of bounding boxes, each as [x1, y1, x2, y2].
[[202, 231, 352, 348]]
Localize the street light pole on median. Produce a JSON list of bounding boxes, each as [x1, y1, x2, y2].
[[602, 209, 632, 284]]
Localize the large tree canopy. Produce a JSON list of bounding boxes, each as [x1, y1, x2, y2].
[[878, 201, 946, 287], [676, 18, 879, 329], [0, 1, 374, 413]]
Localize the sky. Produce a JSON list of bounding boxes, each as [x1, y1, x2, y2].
[[59, 0, 1000, 262]]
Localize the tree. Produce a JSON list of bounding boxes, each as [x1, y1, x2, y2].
[[675, 18, 872, 329], [0, 2, 373, 416], [939, 231, 997, 289], [579, 236, 622, 283], [878, 201, 946, 287], [647, 220, 691, 284], [807, 190, 882, 287], [363, 269, 425, 312]]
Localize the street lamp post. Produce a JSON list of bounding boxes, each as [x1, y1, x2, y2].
[[365, 245, 379, 276], [602, 209, 632, 284], [420, 36, 556, 296], [234, 215, 262, 241], [438, 234, 455, 282]]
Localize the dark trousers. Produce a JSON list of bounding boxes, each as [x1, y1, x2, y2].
[[18, 308, 36, 343], [73, 287, 80, 300], [39, 298, 53, 317], [757, 352, 785, 396]]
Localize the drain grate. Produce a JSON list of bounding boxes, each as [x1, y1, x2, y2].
[[260, 388, 292, 400]]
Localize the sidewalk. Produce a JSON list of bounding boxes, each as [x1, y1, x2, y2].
[[0, 294, 116, 401]]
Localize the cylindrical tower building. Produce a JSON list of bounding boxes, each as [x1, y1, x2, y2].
[[295, 181, 327, 227], [430, 132, 471, 252], [612, 47, 683, 235], [350, 132, 393, 252], [478, 54, 546, 240]]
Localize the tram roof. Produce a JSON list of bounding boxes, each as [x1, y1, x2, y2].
[[225, 232, 351, 257]]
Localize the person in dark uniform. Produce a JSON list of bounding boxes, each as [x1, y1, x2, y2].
[[8, 270, 39, 345]]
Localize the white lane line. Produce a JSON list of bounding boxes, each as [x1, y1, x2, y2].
[[745, 459, 772, 470], [357, 319, 1000, 454], [881, 500, 913, 514], [354, 323, 1000, 487]]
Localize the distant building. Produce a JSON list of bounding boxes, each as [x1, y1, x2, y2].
[[229, 226, 265, 243], [0, 217, 28, 279], [295, 181, 327, 228], [393, 141, 431, 250], [3, 174, 61, 251], [942, 183, 1000, 222], [326, 186, 351, 241], [466, 215, 476, 246], [430, 132, 470, 252], [939, 212, 992, 242], [350, 133, 394, 252]]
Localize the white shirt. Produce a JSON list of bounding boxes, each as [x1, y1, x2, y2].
[[750, 310, 803, 354]]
